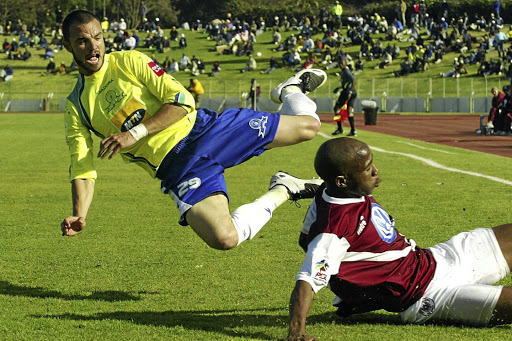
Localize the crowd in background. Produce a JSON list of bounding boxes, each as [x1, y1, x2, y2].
[[0, 1, 510, 80], [0, 1, 511, 134], [0, 2, 510, 112]]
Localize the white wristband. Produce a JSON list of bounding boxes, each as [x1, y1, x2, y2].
[[128, 123, 148, 141]]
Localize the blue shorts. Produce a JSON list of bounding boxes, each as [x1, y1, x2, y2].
[[156, 107, 281, 225]]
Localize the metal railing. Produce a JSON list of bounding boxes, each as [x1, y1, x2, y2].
[[0, 77, 502, 112]]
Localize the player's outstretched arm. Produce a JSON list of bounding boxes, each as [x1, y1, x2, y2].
[[287, 280, 318, 341], [61, 179, 95, 236]]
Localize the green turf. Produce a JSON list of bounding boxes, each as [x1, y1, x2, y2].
[[1, 113, 511, 340], [0, 26, 507, 105]]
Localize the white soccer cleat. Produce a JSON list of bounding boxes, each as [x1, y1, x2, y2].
[[270, 69, 327, 103], [269, 171, 323, 200]]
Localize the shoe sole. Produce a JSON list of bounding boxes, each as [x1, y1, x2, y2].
[[271, 69, 327, 103], [269, 171, 323, 200]]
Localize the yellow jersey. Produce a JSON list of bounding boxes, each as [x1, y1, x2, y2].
[[64, 50, 197, 181]]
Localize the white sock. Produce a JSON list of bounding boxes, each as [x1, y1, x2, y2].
[[231, 187, 289, 245], [280, 91, 320, 122]]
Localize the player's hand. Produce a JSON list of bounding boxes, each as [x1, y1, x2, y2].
[[61, 216, 86, 236], [287, 333, 318, 341], [98, 132, 136, 159]]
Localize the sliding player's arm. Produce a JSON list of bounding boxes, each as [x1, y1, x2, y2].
[[61, 179, 94, 236], [288, 280, 317, 341], [288, 233, 348, 340], [62, 101, 98, 236]]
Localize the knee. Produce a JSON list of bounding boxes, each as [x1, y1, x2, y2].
[[206, 230, 239, 251], [298, 116, 321, 141]]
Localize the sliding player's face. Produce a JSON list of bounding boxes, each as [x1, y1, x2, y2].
[[64, 19, 105, 76], [350, 148, 381, 196]]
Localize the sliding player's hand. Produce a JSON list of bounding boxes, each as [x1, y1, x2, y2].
[[98, 132, 136, 159], [61, 216, 86, 236]]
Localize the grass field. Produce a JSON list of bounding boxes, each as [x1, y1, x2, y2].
[[1, 113, 511, 340]]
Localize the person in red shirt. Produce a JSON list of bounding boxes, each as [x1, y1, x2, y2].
[[287, 137, 512, 341]]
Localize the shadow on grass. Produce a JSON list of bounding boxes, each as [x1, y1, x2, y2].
[[0, 280, 141, 302], [308, 310, 404, 326], [309, 310, 512, 329], [39, 308, 286, 340]]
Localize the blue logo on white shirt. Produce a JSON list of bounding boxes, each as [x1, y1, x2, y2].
[[371, 203, 396, 243]]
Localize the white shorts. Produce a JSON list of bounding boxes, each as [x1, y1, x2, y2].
[[400, 228, 510, 326]]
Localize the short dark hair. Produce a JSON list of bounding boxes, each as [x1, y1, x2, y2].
[[62, 10, 99, 42]]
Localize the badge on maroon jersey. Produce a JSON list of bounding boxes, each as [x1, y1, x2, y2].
[[371, 203, 397, 243], [148, 61, 165, 76]]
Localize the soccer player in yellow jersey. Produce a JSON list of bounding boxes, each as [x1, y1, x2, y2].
[[60, 10, 327, 251]]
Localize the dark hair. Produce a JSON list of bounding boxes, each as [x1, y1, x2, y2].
[[62, 10, 99, 42]]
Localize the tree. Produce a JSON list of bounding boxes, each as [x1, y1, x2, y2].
[[105, 0, 178, 30]]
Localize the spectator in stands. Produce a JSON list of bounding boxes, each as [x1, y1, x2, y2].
[[241, 54, 257, 73], [119, 18, 127, 32], [1, 65, 13, 81], [492, 1, 501, 17], [211, 60, 221, 76], [494, 30, 507, 58], [261, 57, 279, 74], [190, 56, 200, 76], [359, 41, 369, 59], [396, 57, 411, 76], [162, 56, 172, 72], [123, 32, 136, 50], [132, 31, 140, 48], [179, 33, 188, 48], [301, 35, 314, 53], [397, 0, 407, 27], [333, 1, 343, 26], [180, 53, 191, 71], [196, 58, 206, 75], [55, 62, 67, 75], [170, 26, 179, 41], [66, 60, 78, 73], [419, 0, 428, 28], [9, 38, 19, 54], [441, 57, 467, 78], [139, 0, 147, 26], [167, 58, 179, 74], [410, 1, 420, 27], [110, 18, 119, 32], [1, 38, 10, 53], [41, 58, 56, 76], [272, 29, 282, 45], [377, 51, 393, 69], [354, 58, 364, 74], [295, 54, 318, 72], [101, 17, 109, 32]]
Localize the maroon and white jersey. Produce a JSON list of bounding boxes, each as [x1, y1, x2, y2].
[[296, 188, 437, 316]]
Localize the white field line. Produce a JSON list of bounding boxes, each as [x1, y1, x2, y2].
[[317, 132, 512, 186], [395, 141, 457, 154]]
